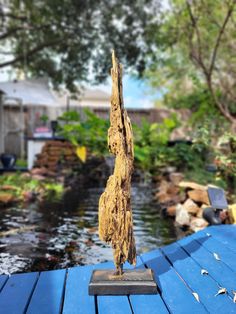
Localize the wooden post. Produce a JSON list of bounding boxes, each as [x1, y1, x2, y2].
[[98, 51, 136, 276], [19, 99, 24, 159], [0, 94, 4, 154]]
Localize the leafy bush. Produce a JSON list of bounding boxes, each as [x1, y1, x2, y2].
[[133, 115, 179, 173], [0, 173, 63, 202], [57, 109, 235, 193], [58, 109, 109, 156]]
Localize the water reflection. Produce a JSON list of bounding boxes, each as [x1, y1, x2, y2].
[[0, 185, 177, 274]]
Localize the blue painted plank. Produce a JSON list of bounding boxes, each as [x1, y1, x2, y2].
[[63, 265, 96, 314], [210, 224, 236, 235], [98, 295, 132, 314], [178, 235, 236, 298], [97, 261, 132, 314], [130, 294, 169, 314], [210, 225, 236, 241], [141, 249, 207, 314], [128, 257, 169, 314], [27, 269, 66, 314], [63, 261, 118, 314], [192, 230, 236, 272], [0, 272, 38, 314], [162, 242, 236, 313], [205, 226, 236, 253], [0, 275, 8, 291]]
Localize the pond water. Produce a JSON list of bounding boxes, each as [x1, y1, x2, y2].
[[0, 185, 177, 274]]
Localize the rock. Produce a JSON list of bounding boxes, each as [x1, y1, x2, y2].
[[21, 191, 36, 202], [175, 204, 190, 226], [179, 181, 207, 191], [179, 191, 187, 203], [1, 185, 17, 191], [166, 205, 176, 217], [47, 170, 57, 177], [169, 172, 184, 186], [188, 190, 210, 205], [31, 174, 45, 181], [155, 192, 173, 204], [57, 176, 65, 183], [20, 173, 31, 179], [167, 184, 180, 196], [219, 210, 229, 223], [190, 217, 208, 232], [183, 198, 200, 215], [31, 167, 48, 176], [197, 207, 203, 218], [158, 180, 170, 193], [0, 192, 15, 204], [162, 166, 177, 173]]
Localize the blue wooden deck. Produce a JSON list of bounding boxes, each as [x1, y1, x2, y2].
[[0, 225, 235, 314]]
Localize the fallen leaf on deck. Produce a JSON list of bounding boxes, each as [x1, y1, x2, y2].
[[213, 252, 220, 261], [215, 287, 227, 297], [193, 292, 200, 302], [201, 269, 208, 275]]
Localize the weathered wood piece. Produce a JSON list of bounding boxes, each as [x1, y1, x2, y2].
[[98, 51, 136, 276]]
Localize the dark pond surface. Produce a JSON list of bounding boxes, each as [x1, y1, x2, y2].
[[0, 185, 177, 274]]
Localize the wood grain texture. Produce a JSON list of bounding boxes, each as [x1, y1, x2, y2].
[[98, 51, 136, 275]]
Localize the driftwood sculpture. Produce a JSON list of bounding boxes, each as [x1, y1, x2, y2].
[[98, 51, 136, 276]]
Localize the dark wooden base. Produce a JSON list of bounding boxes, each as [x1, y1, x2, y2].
[[89, 269, 158, 295]]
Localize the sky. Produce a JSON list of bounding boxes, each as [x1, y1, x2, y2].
[[96, 75, 162, 109], [0, 66, 162, 109]]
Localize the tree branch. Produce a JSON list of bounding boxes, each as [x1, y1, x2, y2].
[[209, 0, 236, 75], [0, 38, 63, 69], [207, 77, 236, 123], [186, 0, 209, 78], [0, 11, 27, 21], [0, 27, 25, 40], [0, 23, 53, 41]]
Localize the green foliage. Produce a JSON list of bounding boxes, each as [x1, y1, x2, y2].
[[215, 132, 236, 177], [40, 114, 49, 124], [133, 115, 179, 172], [15, 159, 27, 167], [1, 1, 158, 91], [184, 168, 227, 189], [58, 109, 235, 194], [43, 182, 64, 201], [146, 0, 236, 125], [0, 173, 63, 202], [191, 122, 212, 156], [58, 109, 109, 156]]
